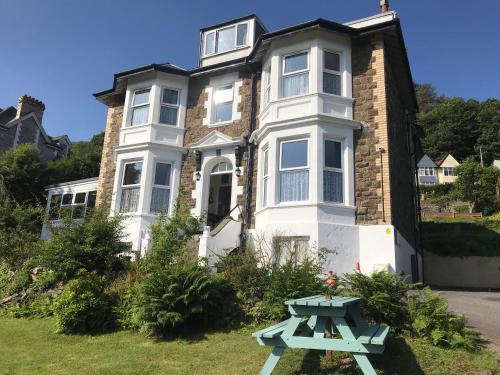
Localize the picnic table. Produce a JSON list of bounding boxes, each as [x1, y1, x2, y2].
[[252, 295, 389, 375]]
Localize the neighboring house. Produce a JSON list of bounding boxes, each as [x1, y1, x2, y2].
[[417, 154, 459, 185], [44, 4, 423, 280], [493, 159, 500, 169], [0, 95, 70, 161]]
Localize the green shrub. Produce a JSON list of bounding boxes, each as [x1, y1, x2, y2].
[[53, 273, 116, 334], [454, 204, 470, 213], [38, 207, 130, 282], [408, 287, 478, 350], [127, 262, 237, 337], [340, 271, 415, 330]]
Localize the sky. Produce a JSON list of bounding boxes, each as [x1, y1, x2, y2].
[[1, 0, 499, 141]]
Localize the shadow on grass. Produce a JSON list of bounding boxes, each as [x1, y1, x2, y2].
[[297, 336, 424, 374], [151, 321, 243, 344]]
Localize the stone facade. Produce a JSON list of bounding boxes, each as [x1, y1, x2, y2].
[[0, 126, 16, 151], [95, 95, 125, 208]]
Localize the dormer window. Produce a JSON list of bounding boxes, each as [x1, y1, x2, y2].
[[204, 22, 248, 56], [130, 88, 150, 126]]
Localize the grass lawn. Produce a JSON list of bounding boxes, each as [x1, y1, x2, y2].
[[421, 216, 500, 257], [0, 318, 498, 374]]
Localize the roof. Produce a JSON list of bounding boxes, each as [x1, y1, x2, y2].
[[45, 177, 99, 190], [417, 154, 438, 168], [0, 106, 16, 127], [199, 14, 268, 33]]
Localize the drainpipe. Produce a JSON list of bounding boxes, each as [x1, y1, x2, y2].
[[241, 66, 259, 250]]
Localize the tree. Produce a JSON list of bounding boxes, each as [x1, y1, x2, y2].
[[414, 83, 445, 113], [0, 144, 47, 204], [455, 159, 500, 212], [476, 99, 500, 166]]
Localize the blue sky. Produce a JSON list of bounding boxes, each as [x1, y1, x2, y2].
[[1, 0, 499, 141]]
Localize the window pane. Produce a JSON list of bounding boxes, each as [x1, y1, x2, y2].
[[324, 51, 340, 71], [262, 177, 268, 207], [154, 163, 171, 186], [159, 106, 178, 125], [212, 162, 232, 174], [283, 73, 308, 97], [217, 26, 236, 53], [62, 193, 73, 205], [323, 72, 341, 95], [133, 89, 150, 106], [162, 88, 178, 105], [284, 52, 308, 73], [325, 140, 341, 169], [86, 191, 97, 208], [281, 140, 308, 169], [214, 85, 233, 103], [74, 192, 86, 204], [215, 102, 233, 122], [123, 162, 143, 186], [205, 32, 215, 54], [49, 194, 62, 220], [280, 170, 309, 202], [120, 187, 140, 213], [150, 187, 170, 213], [324, 170, 343, 203], [263, 149, 269, 176], [72, 205, 85, 219], [236, 23, 247, 46], [131, 106, 149, 125]]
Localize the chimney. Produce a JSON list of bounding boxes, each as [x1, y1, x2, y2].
[[16, 95, 45, 121], [380, 0, 389, 13]]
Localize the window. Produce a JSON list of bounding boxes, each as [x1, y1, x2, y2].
[[204, 22, 248, 56], [273, 236, 309, 266], [282, 52, 309, 97], [120, 161, 143, 212], [60, 193, 74, 218], [419, 167, 435, 176], [130, 89, 150, 126], [72, 192, 87, 219], [87, 191, 97, 209], [279, 139, 309, 202], [214, 85, 233, 123], [323, 51, 341, 95], [48, 191, 96, 220], [262, 147, 269, 207], [159, 88, 179, 125], [49, 194, 62, 220], [323, 140, 343, 203], [211, 161, 232, 174], [263, 65, 271, 105], [150, 162, 172, 214], [443, 167, 455, 176]]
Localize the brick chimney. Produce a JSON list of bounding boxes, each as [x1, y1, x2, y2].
[[16, 95, 45, 121], [380, 0, 389, 13]]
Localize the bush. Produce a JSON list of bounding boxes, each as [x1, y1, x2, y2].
[[53, 273, 116, 334], [408, 287, 478, 350], [38, 207, 130, 282], [125, 262, 237, 337], [340, 271, 415, 331]]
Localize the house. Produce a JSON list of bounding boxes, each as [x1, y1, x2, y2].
[[44, 2, 423, 281], [417, 153, 459, 185], [0, 95, 70, 161]]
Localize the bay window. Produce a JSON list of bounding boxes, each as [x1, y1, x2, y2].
[[130, 89, 150, 126], [273, 236, 310, 266], [323, 51, 341, 96], [150, 162, 172, 214], [323, 140, 343, 203], [120, 161, 143, 212], [262, 147, 269, 207], [263, 65, 271, 105], [214, 85, 233, 123], [204, 23, 248, 56], [159, 88, 179, 126], [419, 167, 434, 176], [279, 139, 309, 202], [282, 52, 309, 97]]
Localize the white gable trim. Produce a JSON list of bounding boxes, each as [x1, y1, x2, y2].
[[189, 130, 242, 151]]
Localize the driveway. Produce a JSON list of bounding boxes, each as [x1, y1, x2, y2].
[[438, 290, 500, 348]]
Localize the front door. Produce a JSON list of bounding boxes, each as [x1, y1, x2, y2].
[[207, 166, 233, 228]]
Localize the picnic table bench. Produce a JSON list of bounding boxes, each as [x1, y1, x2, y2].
[[253, 295, 389, 375]]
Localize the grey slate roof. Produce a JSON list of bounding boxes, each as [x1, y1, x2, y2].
[[417, 154, 438, 168]]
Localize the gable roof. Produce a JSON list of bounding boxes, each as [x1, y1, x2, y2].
[[435, 154, 459, 167], [417, 154, 437, 168], [0, 106, 16, 127]]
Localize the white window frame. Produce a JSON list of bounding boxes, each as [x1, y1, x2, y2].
[[443, 167, 454, 176], [150, 161, 172, 214], [119, 160, 143, 213], [323, 139, 344, 203], [323, 50, 342, 96], [262, 146, 269, 208], [213, 84, 234, 124], [130, 88, 151, 126], [281, 51, 310, 98], [159, 87, 180, 126], [203, 22, 249, 57], [263, 65, 271, 106], [279, 138, 310, 202]]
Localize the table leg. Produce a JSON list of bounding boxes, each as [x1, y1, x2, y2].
[[260, 346, 285, 375], [352, 354, 377, 375]]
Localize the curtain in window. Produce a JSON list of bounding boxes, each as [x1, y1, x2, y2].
[[131, 106, 149, 125], [323, 72, 341, 95], [160, 106, 178, 125], [283, 73, 308, 97], [150, 187, 170, 213], [280, 170, 309, 202], [324, 170, 343, 203], [120, 187, 140, 212]]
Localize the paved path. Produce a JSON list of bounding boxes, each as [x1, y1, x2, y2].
[[438, 290, 500, 348]]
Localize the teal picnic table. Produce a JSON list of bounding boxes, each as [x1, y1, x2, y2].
[[252, 295, 389, 375]]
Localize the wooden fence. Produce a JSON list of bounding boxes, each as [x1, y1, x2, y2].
[[422, 211, 482, 219]]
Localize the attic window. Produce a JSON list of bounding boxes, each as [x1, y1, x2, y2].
[[204, 22, 248, 56]]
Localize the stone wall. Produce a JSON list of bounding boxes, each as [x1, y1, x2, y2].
[[96, 95, 125, 208], [0, 126, 16, 153], [17, 117, 38, 144], [37, 134, 56, 162]]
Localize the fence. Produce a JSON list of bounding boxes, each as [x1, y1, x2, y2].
[[422, 211, 482, 219]]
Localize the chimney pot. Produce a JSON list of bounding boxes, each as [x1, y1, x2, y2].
[[380, 0, 389, 13], [16, 94, 45, 121]]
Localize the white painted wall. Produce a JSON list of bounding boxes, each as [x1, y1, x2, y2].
[[198, 220, 242, 265], [358, 225, 397, 274]]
